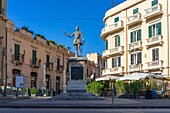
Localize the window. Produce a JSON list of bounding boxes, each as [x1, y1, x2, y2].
[[130, 29, 141, 43], [14, 44, 20, 61], [149, 22, 161, 38], [115, 35, 120, 47], [32, 50, 37, 65], [112, 57, 121, 68], [106, 40, 108, 50], [152, 48, 159, 61], [131, 52, 142, 65], [152, 0, 158, 6], [133, 8, 138, 14], [114, 17, 119, 23], [66, 61, 69, 72], [46, 54, 50, 68], [57, 58, 60, 70]]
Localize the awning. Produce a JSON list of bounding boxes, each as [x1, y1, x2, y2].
[[117, 72, 156, 81], [95, 75, 119, 81]]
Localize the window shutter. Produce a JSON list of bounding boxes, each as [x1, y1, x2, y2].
[[138, 29, 141, 41], [152, 0, 158, 6], [133, 8, 138, 14], [46, 55, 50, 68], [32, 50, 37, 64], [15, 44, 20, 55], [156, 48, 159, 60], [131, 32, 133, 43], [137, 53, 142, 64], [157, 22, 161, 35], [115, 37, 117, 47], [112, 58, 114, 68], [152, 49, 155, 61], [114, 17, 119, 23], [149, 26, 152, 38], [131, 54, 134, 64], [106, 40, 108, 50], [118, 57, 121, 67], [118, 35, 120, 46], [57, 58, 60, 70]]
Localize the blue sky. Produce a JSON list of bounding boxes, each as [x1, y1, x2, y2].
[[7, 0, 125, 57]]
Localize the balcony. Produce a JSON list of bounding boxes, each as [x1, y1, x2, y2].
[[101, 21, 124, 40], [102, 46, 124, 59], [30, 59, 41, 68], [12, 54, 24, 65], [145, 35, 163, 48], [127, 13, 142, 26], [128, 41, 142, 51], [146, 60, 163, 70], [102, 67, 124, 76], [129, 64, 142, 72], [144, 4, 163, 19]]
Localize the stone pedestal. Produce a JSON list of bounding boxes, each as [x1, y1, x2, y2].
[[67, 57, 87, 93], [52, 57, 103, 100]]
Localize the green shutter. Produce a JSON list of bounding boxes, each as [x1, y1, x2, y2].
[[130, 32, 134, 43], [15, 44, 20, 55], [152, 49, 155, 61], [118, 57, 121, 67], [133, 8, 138, 14], [32, 50, 37, 65], [32, 50, 37, 60], [152, 0, 158, 6], [112, 58, 114, 68], [118, 35, 120, 46], [57, 58, 60, 70], [106, 40, 108, 50], [131, 54, 134, 64], [149, 26, 152, 38], [114, 17, 119, 23], [115, 37, 117, 47], [157, 22, 161, 35], [46, 55, 50, 68], [138, 29, 141, 41]]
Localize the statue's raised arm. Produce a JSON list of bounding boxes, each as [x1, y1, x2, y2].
[[64, 31, 74, 38]]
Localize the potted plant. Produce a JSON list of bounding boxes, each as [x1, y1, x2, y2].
[[31, 87, 37, 97]]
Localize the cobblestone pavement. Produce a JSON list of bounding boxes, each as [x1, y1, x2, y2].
[[1, 97, 170, 108]]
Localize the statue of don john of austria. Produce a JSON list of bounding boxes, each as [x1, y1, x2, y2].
[[64, 26, 85, 57]]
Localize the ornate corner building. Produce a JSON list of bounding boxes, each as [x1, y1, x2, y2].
[[101, 0, 170, 77]]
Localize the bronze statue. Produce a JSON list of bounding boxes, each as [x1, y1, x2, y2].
[[64, 26, 85, 57]]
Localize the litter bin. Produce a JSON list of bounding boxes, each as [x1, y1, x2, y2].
[[145, 90, 152, 99], [53, 91, 56, 96]]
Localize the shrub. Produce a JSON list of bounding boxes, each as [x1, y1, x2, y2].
[[115, 81, 125, 96], [31, 87, 37, 94]]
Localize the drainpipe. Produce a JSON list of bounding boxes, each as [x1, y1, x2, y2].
[[167, 0, 169, 77]]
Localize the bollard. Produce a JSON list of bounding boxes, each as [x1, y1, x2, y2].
[[112, 88, 114, 106]]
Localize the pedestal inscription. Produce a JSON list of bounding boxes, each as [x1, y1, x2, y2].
[[71, 67, 83, 80]]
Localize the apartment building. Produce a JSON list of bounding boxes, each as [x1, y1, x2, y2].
[[0, 0, 7, 86], [101, 0, 170, 77], [86, 52, 104, 78], [6, 20, 75, 92]]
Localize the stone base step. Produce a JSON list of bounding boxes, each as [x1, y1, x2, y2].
[[52, 92, 104, 100]]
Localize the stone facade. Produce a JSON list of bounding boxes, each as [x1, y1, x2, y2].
[[0, 0, 7, 86]]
